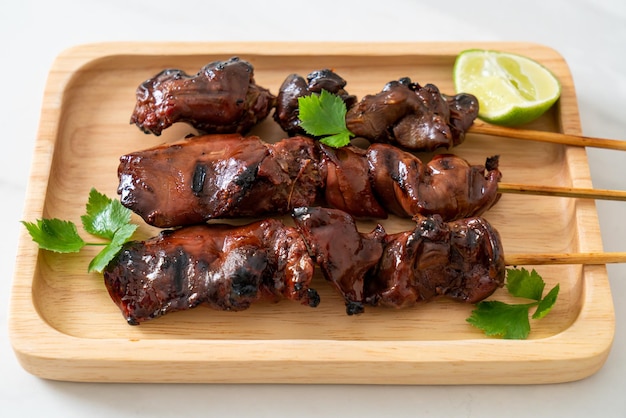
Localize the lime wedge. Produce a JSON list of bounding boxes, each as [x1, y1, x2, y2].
[[453, 49, 561, 126]]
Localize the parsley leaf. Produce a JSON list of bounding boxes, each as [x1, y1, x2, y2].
[[298, 89, 354, 148], [88, 223, 137, 273], [467, 301, 533, 339], [318, 131, 354, 149], [467, 268, 559, 339], [23, 188, 137, 273], [21, 218, 85, 253], [533, 284, 560, 319], [506, 267, 545, 300], [81, 188, 132, 239]]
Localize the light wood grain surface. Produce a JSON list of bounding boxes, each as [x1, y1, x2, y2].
[[8, 42, 614, 384]]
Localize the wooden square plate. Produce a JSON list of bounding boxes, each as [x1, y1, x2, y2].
[[9, 42, 614, 384]]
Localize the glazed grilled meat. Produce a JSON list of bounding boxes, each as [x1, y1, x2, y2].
[[291, 207, 505, 315], [118, 134, 324, 227], [130, 57, 276, 136], [103, 219, 320, 325], [291, 207, 384, 315], [345, 78, 479, 152], [117, 134, 501, 227], [319, 144, 387, 219], [274, 69, 357, 135], [366, 145, 501, 219]]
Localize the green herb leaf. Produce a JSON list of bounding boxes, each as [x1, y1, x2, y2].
[[298, 89, 354, 148], [23, 188, 138, 273], [467, 301, 533, 339], [466, 268, 560, 339], [21, 218, 86, 253], [319, 132, 354, 148], [532, 284, 560, 319], [88, 223, 138, 273], [81, 188, 132, 239], [506, 267, 545, 301]]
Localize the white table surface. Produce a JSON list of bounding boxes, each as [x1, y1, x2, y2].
[[2, 0, 625, 416]]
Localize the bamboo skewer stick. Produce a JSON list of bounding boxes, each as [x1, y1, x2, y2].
[[498, 182, 626, 201], [505, 252, 626, 266], [470, 122, 626, 151], [468, 124, 626, 264], [497, 185, 626, 265]]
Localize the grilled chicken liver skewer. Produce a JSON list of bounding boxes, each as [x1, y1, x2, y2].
[[130, 57, 276, 136], [291, 207, 506, 315], [103, 207, 505, 324], [131, 57, 477, 153], [117, 134, 501, 228], [103, 219, 320, 325]]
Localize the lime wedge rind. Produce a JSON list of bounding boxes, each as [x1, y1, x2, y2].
[[453, 49, 561, 126]]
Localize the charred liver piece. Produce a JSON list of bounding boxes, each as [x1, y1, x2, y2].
[[103, 219, 319, 325], [319, 144, 387, 219], [274, 69, 357, 135], [345, 78, 479, 152], [366, 144, 502, 219], [117, 134, 501, 227], [117, 134, 324, 227], [292, 207, 505, 315], [130, 57, 276, 136], [291, 206, 385, 315]]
